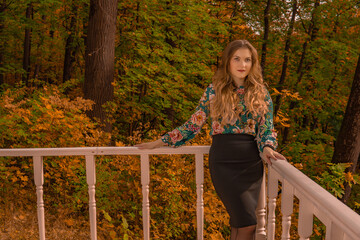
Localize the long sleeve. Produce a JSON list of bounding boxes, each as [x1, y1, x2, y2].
[[161, 85, 211, 147], [256, 89, 278, 153]]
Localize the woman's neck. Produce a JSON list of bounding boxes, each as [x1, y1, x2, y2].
[[233, 78, 244, 87]]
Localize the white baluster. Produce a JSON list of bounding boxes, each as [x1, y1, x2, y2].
[[343, 234, 352, 240], [327, 222, 344, 240], [298, 197, 313, 240], [267, 166, 278, 240], [195, 153, 204, 240], [141, 154, 150, 240], [255, 170, 266, 240], [281, 180, 294, 240], [33, 156, 45, 240], [86, 155, 97, 240]]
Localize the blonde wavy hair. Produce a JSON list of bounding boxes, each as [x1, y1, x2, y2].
[[211, 40, 269, 126]]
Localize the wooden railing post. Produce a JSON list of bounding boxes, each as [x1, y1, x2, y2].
[[255, 170, 266, 240], [267, 166, 278, 240], [298, 197, 313, 240], [3, 146, 360, 240], [33, 156, 45, 240], [328, 222, 344, 240], [86, 155, 97, 240], [141, 154, 150, 240], [195, 153, 204, 240], [281, 180, 294, 240]]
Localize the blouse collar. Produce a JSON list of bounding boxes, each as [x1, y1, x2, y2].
[[234, 85, 245, 94]]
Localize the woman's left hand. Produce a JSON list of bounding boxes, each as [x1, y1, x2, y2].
[[262, 147, 286, 165]]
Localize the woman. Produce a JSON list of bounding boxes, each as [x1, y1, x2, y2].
[[135, 40, 286, 240]]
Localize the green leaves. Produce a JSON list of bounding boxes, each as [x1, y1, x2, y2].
[[113, 0, 227, 142], [0, 85, 109, 148], [317, 163, 358, 198]]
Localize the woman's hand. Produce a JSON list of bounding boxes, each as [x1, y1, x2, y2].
[[134, 138, 167, 149], [262, 146, 286, 165]]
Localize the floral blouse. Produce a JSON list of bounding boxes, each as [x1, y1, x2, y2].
[[161, 83, 278, 153]]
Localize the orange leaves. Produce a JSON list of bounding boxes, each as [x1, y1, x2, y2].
[[345, 171, 354, 182], [0, 85, 109, 148], [274, 109, 291, 128], [19, 174, 29, 183], [272, 88, 303, 129], [344, 171, 360, 187], [272, 88, 302, 101], [64, 218, 74, 227], [293, 163, 303, 170]]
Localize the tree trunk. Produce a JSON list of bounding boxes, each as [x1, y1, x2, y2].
[[332, 53, 360, 204], [63, 1, 78, 83], [260, 0, 272, 77], [274, 0, 297, 116], [83, 0, 118, 133], [295, 0, 320, 86], [22, 2, 33, 86], [0, 2, 5, 86], [228, 0, 239, 43], [282, 0, 320, 143]]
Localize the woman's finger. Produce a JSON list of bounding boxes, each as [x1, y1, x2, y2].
[[135, 142, 152, 149], [264, 154, 272, 165], [269, 152, 277, 162], [274, 152, 286, 160]]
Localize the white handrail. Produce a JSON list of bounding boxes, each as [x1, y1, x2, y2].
[[2, 147, 359, 239], [267, 159, 360, 240], [0, 146, 211, 157], [0, 146, 214, 240]]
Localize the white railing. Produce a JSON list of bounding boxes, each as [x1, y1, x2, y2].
[[0, 146, 266, 240], [1, 147, 359, 240], [267, 160, 360, 240]]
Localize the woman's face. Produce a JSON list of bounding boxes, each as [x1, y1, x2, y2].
[[229, 48, 252, 84]]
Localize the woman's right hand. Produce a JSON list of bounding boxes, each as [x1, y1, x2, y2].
[[134, 138, 167, 149]]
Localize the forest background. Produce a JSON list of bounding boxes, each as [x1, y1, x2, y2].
[[0, 0, 359, 239]]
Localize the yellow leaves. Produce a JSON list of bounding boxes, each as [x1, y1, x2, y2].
[[273, 87, 280, 95], [102, 209, 112, 222], [191, 217, 197, 229], [210, 232, 225, 240], [19, 175, 28, 182], [109, 231, 117, 239], [271, 87, 302, 101], [313, 224, 321, 236], [45, 103, 52, 110], [22, 116, 32, 125], [64, 218, 74, 227], [345, 172, 354, 182], [1, 85, 109, 148], [274, 110, 291, 128], [180, 222, 190, 231], [115, 141, 126, 147], [293, 163, 303, 170], [11, 176, 18, 182], [344, 171, 360, 187]]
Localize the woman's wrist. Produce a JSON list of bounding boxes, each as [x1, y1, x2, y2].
[[157, 138, 167, 147], [263, 145, 275, 151]]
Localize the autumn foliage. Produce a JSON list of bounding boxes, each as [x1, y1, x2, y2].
[[1, 0, 360, 239]]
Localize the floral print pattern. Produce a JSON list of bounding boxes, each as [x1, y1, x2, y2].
[[191, 110, 207, 126], [212, 121, 225, 134], [161, 84, 278, 152]]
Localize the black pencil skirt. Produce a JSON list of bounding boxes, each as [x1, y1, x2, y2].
[[209, 134, 263, 228]]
